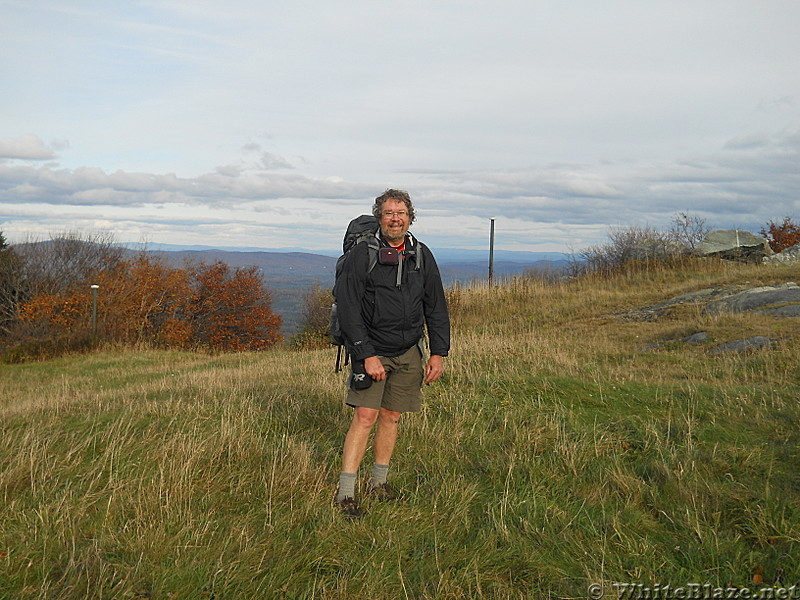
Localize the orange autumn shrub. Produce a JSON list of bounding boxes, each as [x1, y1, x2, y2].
[[186, 261, 282, 351], [761, 217, 800, 253], [11, 255, 281, 353]]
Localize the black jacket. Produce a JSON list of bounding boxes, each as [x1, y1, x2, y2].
[[334, 234, 450, 361]]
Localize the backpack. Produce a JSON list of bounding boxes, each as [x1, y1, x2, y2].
[[327, 214, 423, 372]]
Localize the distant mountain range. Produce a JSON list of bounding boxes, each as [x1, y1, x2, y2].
[[138, 244, 572, 336], [142, 242, 569, 263]]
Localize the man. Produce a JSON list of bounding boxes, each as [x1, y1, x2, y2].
[[334, 189, 450, 517]]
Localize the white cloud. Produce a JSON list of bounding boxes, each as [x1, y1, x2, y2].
[[1, 124, 798, 250], [0, 135, 57, 160], [259, 153, 294, 171], [2, 1, 800, 252], [0, 163, 374, 208]]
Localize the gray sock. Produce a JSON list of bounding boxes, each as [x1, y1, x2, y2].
[[371, 463, 390, 488], [336, 472, 357, 502]]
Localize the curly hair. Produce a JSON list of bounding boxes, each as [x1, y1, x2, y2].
[[372, 188, 416, 224]]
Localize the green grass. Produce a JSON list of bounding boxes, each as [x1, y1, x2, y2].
[[1, 260, 800, 598]]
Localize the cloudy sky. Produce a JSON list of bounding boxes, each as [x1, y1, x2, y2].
[[2, 1, 799, 253]]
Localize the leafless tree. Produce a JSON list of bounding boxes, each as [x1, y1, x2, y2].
[[580, 225, 685, 274], [13, 230, 125, 297], [668, 212, 712, 250], [293, 283, 333, 348]]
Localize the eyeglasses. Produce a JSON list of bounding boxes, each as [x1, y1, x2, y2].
[[382, 210, 408, 219]]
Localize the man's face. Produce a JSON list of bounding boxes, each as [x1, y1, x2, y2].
[[379, 198, 410, 244]]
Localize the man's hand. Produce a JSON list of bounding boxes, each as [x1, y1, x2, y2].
[[424, 355, 444, 384], [364, 356, 386, 381]]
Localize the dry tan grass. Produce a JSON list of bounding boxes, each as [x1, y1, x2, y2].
[[1, 259, 799, 598]]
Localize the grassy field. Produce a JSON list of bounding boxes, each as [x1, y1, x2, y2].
[[1, 259, 799, 599]]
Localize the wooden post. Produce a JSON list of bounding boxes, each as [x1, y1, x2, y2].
[[90, 284, 99, 335], [489, 218, 495, 284]]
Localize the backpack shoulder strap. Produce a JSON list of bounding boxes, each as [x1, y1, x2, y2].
[[365, 234, 380, 273], [407, 233, 423, 272]]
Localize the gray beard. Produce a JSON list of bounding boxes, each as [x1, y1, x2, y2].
[[382, 231, 405, 245]]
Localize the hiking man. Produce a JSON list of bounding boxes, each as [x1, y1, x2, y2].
[[334, 189, 450, 517]]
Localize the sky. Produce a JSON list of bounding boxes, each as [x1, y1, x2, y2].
[[1, 0, 799, 254]]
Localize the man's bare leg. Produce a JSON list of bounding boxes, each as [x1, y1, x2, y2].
[[337, 407, 379, 505], [371, 408, 401, 499], [373, 408, 401, 466]]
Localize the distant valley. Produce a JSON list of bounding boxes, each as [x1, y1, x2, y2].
[[147, 246, 570, 336]]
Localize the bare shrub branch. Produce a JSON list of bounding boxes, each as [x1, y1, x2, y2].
[[14, 230, 124, 297], [668, 212, 711, 250], [292, 283, 333, 349], [581, 225, 685, 275]]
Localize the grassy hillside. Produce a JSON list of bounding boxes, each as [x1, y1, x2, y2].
[[1, 259, 799, 599]]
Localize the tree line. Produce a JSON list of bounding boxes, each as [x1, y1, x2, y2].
[[0, 231, 281, 361], [2, 216, 797, 361]]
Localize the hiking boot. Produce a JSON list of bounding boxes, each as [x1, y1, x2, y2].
[[337, 496, 363, 518], [369, 482, 399, 501]]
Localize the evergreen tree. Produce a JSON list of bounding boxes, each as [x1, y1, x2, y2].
[[0, 231, 25, 336]]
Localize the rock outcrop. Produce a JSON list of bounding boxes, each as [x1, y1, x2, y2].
[[694, 230, 773, 263], [705, 282, 800, 315], [763, 243, 800, 265], [708, 336, 773, 355], [612, 281, 798, 356], [611, 286, 741, 321]]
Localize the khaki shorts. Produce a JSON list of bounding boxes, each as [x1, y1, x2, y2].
[[345, 346, 424, 413]]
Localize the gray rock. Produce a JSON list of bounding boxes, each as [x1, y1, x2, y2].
[[639, 331, 710, 351], [705, 282, 800, 315], [763, 243, 800, 265], [756, 305, 800, 317], [662, 287, 739, 305], [638, 342, 666, 351], [610, 286, 739, 322], [682, 332, 710, 344], [708, 336, 772, 355], [695, 229, 773, 263]]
